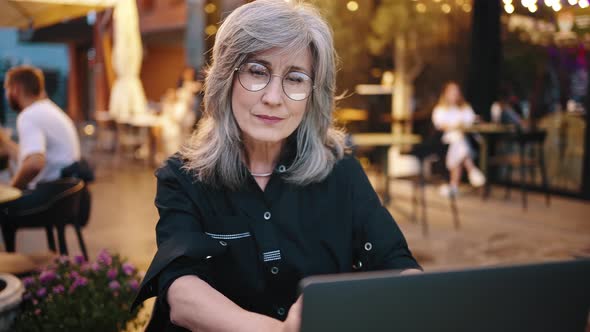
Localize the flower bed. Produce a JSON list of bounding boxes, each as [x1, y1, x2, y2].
[[14, 250, 144, 332]]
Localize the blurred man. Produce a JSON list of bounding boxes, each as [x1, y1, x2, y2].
[[1, 65, 80, 190]]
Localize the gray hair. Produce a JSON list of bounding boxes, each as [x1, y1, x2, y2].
[[180, 0, 346, 190]]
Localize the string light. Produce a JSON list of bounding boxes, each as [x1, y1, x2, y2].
[[552, 2, 562, 10], [568, 0, 578, 5], [462, 3, 472, 12], [346, 1, 359, 11], [441, 3, 451, 13], [529, 3, 538, 11], [204, 3, 216, 14], [416, 3, 427, 13], [580, 0, 589, 7], [505, 3, 515, 13]]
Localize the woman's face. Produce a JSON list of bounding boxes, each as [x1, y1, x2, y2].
[[231, 47, 312, 144], [445, 84, 461, 105]]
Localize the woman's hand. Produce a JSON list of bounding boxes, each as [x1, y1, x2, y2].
[[280, 296, 303, 332]]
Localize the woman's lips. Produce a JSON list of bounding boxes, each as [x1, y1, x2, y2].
[[254, 114, 285, 124]]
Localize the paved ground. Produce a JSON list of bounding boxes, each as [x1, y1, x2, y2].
[[3, 154, 589, 330], [5, 153, 589, 272]]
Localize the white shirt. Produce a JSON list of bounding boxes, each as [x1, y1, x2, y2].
[[17, 99, 81, 189], [432, 104, 476, 144]]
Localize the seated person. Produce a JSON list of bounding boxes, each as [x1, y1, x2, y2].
[[491, 90, 524, 128], [0, 65, 81, 211], [432, 81, 485, 197], [132, 1, 421, 331]]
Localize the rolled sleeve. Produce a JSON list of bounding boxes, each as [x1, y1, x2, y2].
[[17, 115, 46, 161], [132, 160, 227, 310], [348, 158, 421, 271]]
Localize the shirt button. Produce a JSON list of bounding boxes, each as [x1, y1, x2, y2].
[[264, 211, 271, 220], [219, 241, 227, 246], [270, 266, 279, 275], [277, 307, 286, 316], [278, 165, 287, 173], [364, 242, 373, 251]]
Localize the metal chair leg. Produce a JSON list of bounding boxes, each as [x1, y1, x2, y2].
[[519, 143, 527, 210], [56, 224, 68, 256], [45, 225, 56, 252], [74, 225, 89, 261], [1, 224, 16, 252], [450, 194, 460, 230], [539, 145, 551, 207], [504, 164, 512, 200], [411, 181, 418, 223], [418, 163, 428, 237]]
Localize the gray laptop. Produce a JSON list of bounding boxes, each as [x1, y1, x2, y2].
[[299, 259, 590, 332]]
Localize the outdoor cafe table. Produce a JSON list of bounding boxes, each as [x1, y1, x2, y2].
[[465, 123, 516, 198], [351, 133, 422, 204], [0, 185, 21, 205]]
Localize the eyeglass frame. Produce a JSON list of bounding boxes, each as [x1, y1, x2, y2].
[[233, 62, 315, 101]]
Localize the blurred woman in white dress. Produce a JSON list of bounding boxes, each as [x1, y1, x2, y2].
[[432, 81, 485, 197]]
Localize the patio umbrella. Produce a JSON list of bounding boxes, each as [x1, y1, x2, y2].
[[108, 0, 147, 121], [0, 0, 114, 29]]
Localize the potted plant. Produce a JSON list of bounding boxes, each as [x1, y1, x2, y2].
[[14, 250, 144, 332]]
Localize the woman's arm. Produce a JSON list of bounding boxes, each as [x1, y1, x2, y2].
[[168, 275, 284, 332]]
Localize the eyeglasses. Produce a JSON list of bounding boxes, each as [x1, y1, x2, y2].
[[234, 62, 314, 101]]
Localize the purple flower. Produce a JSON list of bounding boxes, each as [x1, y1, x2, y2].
[[36, 288, 47, 298], [32, 299, 38, 306], [34, 309, 41, 316], [75, 276, 88, 287], [39, 270, 56, 283], [122, 262, 136, 276], [108, 280, 120, 291], [107, 268, 118, 280], [91, 262, 101, 272], [127, 279, 139, 291], [52, 285, 65, 294], [68, 285, 77, 294], [97, 249, 112, 266], [80, 263, 90, 272], [22, 277, 35, 287], [74, 255, 86, 265], [23, 292, 32, 301], [68, 276, 89, 294], [69, 271, 80, 280]]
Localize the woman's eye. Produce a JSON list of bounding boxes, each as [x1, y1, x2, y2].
[[285, 72, 307, 84], [247, 64, 268, 77]]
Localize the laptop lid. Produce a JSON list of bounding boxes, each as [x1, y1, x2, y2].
[[299, 259, 590, 332]]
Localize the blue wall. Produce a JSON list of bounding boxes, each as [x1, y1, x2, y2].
[[0, 28, 69, 128]]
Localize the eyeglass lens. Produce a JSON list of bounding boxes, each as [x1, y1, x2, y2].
[[237, 62, 313, 101]]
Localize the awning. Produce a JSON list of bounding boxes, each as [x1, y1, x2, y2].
[[0, 0, 114, 29]]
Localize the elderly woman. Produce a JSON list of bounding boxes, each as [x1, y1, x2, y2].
[[132, 1, 421, 331]]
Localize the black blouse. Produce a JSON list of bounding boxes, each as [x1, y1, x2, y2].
[[132, 154, 420, 331]]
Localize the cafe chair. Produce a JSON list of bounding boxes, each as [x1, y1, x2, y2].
[[492, 130, 550, 210], [393, 141, 460, 236], [0, 178, 88, 260]]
